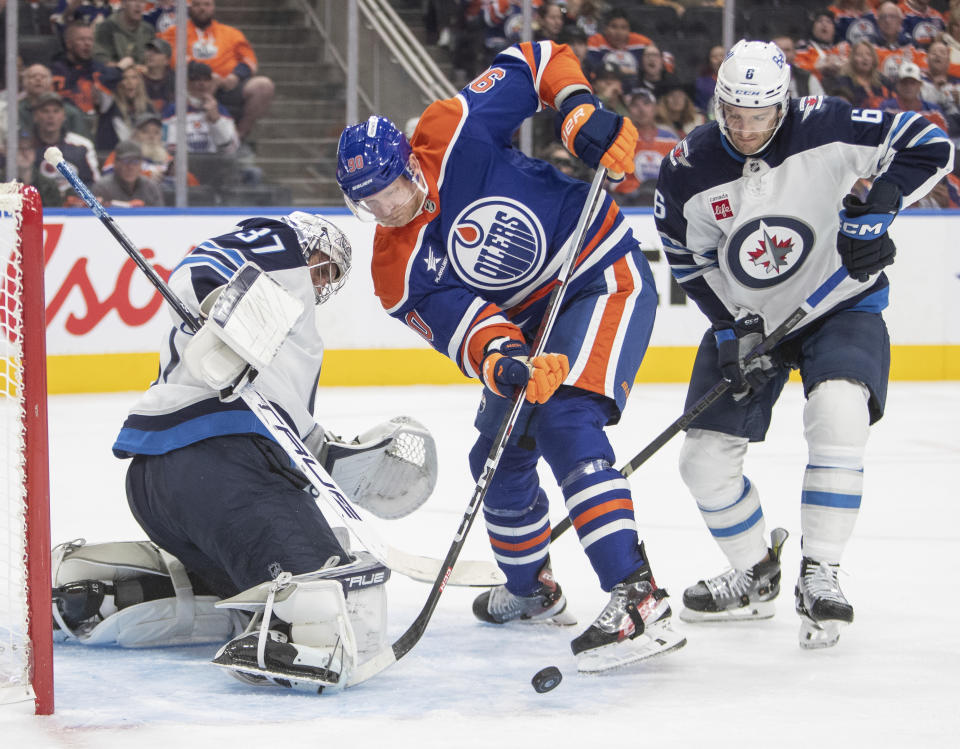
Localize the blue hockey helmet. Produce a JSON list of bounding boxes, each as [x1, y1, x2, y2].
[[336, 116, 427, 226]]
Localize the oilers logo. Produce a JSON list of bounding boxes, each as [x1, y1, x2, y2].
[[726, 216, 814, 288], [447, 197, 546, 291]]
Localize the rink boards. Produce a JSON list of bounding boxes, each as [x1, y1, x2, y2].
[[38, 207, 960, 393]]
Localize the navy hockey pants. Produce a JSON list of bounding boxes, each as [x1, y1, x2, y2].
[[125, 434, 347, 598]]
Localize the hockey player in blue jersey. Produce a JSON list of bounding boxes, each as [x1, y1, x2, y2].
[[655, 40, 953, 648], [336, 40, 686, 672]]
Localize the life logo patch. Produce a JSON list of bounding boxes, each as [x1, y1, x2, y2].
[[709, 193, 733, 221], [447, 197, 546, 290], [726, 216, 814, 288]]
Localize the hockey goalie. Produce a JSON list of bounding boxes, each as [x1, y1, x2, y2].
[[52, 213, 438, 692]]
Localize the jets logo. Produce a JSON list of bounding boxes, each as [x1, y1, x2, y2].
[[447, 198, 546, 290], [726, 216, 814, 288]]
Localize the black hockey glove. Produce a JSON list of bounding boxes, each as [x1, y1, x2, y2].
[[713, 315, 776, 402], [836, 180, 901, 282]]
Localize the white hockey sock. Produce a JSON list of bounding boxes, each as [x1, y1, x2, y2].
[[800, 380, 869, 564], [680, 429, 767, 570]]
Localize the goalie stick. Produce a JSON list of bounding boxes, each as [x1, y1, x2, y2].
[[44, 147, 503, 589], [548, 264, 850, 543], [346, 166, 611, 687]]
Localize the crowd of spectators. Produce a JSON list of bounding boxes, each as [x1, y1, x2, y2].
[[426, 1, 960, 208], [3, 0, 274, 208]]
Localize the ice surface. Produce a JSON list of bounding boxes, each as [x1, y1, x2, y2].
[[3, 383, 958, 747]]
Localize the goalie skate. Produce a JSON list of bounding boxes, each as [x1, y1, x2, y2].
[[795, 556, 854, 650], [680, 527, 789, 623], [571, 560, 685, 674], [472, 559, 576, 626], [212, 627, 346, 693]]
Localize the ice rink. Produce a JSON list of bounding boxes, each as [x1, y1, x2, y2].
[[3, 382, 958, 747]]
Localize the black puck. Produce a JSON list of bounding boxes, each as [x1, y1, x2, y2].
[[531, 666, 562, 693]]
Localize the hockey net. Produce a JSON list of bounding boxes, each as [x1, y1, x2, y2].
[[0, 183, 53, 714]]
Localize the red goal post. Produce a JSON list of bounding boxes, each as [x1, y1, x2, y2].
[[1, 182, 53, 715]]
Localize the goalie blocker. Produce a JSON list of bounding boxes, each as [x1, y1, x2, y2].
[[51, 536, 389, 691]]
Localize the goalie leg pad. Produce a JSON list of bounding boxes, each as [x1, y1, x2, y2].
[[216, 551, 389, 673], [51, 539, 247, 647]]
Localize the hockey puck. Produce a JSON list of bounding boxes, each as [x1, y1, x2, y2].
[[531, 666, 562, 693]]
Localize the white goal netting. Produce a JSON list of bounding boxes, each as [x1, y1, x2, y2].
[[0, 182, 35, 707]]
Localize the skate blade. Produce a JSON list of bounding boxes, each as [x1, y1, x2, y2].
[[679, 599, 776, 623], [212, 660, 342, 693], [576, 623, 687, 674], [798, 616, 848, 650]]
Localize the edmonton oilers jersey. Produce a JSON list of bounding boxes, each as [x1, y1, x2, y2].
[[655, 96, 953, 332], [370, 41, 637, 381], [113, 218, 324, 458]]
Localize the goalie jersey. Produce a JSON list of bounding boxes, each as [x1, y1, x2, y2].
[[371, 41, 640, 390], [655, 97, 953, 331], [113, 219, 323, 458]]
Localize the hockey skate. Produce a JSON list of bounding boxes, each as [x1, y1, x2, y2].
[[680, 527, 790, 623], [571, 558, 686, 674], [212, 620, 348, 693], [795, 556, 854, 649], [472, 558, 576, 626]]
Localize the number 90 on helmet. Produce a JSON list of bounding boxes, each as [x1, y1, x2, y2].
[[713, 40, 792, 156], [336, 116, 428, 227]]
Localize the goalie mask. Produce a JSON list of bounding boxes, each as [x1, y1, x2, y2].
[[280, 212, 352, 305], [336, 116, 428, 227], [714, 40, 791, 156]]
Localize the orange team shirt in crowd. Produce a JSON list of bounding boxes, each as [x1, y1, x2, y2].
[[614, 128, 678, 195], [875, 45, 928, 80], [587, 31, 675, 73], [160, 20, 258, 77], [793, 41, 850, 79]]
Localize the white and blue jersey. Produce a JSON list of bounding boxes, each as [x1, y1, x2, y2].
[[655, 96, 953, 333], [113, 218, 323, 458]]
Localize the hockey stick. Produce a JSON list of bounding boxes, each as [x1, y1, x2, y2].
[[43, 147, 503, 589], [548, 264, 850, 542], [347, 166, 611, 687]]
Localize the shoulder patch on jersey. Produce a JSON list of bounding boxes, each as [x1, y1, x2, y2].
[[446, 197, 547, 290], [668, 137, 692, 167], [798, 95, 825, 121], [726, 216, 815, 288]]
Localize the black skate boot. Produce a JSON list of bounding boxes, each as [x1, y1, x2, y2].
[[570, 547, 686, 673], [795, 556, 854, 649], [472, 557, 576, 625], [680, 527, 789, 622]]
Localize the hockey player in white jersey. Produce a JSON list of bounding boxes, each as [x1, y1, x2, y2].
[[99, 212, 405, 691], [655, 40, 953, 648]]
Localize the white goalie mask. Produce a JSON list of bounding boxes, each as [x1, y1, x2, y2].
[[280, 212, 352, 304], [714, 40, 792, 156]]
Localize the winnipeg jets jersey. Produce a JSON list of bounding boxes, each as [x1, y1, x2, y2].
[[371, 41, 638, 381], [113, 218, 323, 458], [655, 96, 953, 333]]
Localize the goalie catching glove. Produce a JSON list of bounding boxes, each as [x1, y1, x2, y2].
[[305, 416, 438, 519], [184, 262, 304, 400], [557, 91, 637, 176], [481, 338, 569, 404]]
